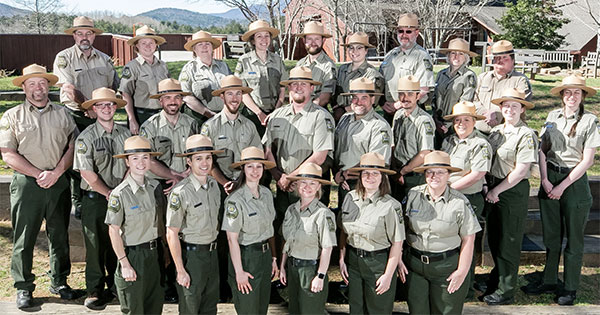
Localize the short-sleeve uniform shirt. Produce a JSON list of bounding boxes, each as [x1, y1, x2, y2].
[[391, 106, 435, 169], [334, 61, 383, 108], [441, 130, 492, 194], [487, 121, 538, 179], [296, 52, 337, 99], [432, 64, 477, 117], [379, 44, 435, 103], [119, 55, 170, 110], [178, 57, 231, 112]]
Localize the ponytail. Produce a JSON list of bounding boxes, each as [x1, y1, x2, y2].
[[561, 90, 587, 138]]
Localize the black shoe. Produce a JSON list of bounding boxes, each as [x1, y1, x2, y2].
[[521, 282, 557, 295], [473, 281, 488, 292], [84, 292, 107, 311], [483, 292, 514, 305], [49, 284, 77, 300], [164, 292, 178, 303], [16, 290, 33, 309], [557, 290, 576, 306]]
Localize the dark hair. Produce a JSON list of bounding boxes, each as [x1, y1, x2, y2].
[[356, 170, 391, 199], [560, 90, 587, 137], [229, 163, 264, 193]]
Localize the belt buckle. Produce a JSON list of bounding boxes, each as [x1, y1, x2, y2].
[[421, 254, 430, 264], [209, 242, 217, 251], [357, 249, 365, 258], [261, 243, 269, 253], [149, 239, 157, 250]]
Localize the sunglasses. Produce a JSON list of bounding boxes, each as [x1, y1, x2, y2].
[[397, 29, 414, 34]]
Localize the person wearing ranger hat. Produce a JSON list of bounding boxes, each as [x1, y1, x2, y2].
[[165, 135, 224, 314], [334, 77, 392, 207], [333, 32, 384, 122], [296, 21, 337, 109], [105, 136, 165, 314], [74, 87, 130, 309], [390, 75, 435, 203], [120, 25, 170, 135], [521, 75, 599, 305], [222, 146, 277, 315], [482, 87, 537, 305], [474, 39, 532, 134], [338, 152, 404, 314], [179, 30, 231, 124], [235, 20, 288, 135], [399, 150, 481, 314], [0, 64, 78, 309], [379, 13, 435, 123]]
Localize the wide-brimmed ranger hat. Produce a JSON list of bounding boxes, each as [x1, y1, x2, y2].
[[280, 66, 322, 86], [341, 77, 382, 96], [342, 32, 374, 48], [397, 75, 421, 92], [12, 64, 58, 87], [65, 16, 103, 35], [491, 40, 514, 56], [184, 30, 221, 51], [150, 78, 191, 99], [230, 146, 276, 169], [414, 151, 462, 173], [439, 38, 478, 57], [176, 134, 224, 157], [211, 75, 253, 96], [491, 87, 534, 109], [550, 74, 597, 97], [397, 13, 419, 29], [349, 152, 396, 175], [81, 87, 127, 109], [287, 163, 334, 185], [127, 25, 166, 46], [242, 19, 280, 42], [298, 21, 332, 38], [443, 101, 485, 121], [114, 136, 162, 159]]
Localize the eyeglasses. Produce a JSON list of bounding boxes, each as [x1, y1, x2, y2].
[[397, 29, 414, 34], [93, 103, 116, 109], [347, 46, 365, 51], [425, 170, 449, 177]]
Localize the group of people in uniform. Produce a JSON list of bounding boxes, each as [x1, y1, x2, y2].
[[1, 11, 598, 315]]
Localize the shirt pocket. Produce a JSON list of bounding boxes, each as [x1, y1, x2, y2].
[[93, 66, 112, 87], [214, 135, 232, 158], [430, 211, 458, 238], [243, 71, 260, 87], [15, 123, 38, 147], [244, 210, 262, 236], [192, 79, 213, 100], [364, 216, 385, 241]]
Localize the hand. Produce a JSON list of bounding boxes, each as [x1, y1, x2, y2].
[[485, 188, 500, 204], [446, 269, 468, 294], [277, 173, 290, 191], [341, 181, 350, 191], [224, 181, 235, 195], [163, 173, 185, 194], [382, 102, 397, 114], [541, 178, 554, 194], [339, 260, 349, 285], [85, 109, 97, 119], [128, 118, 140, 135], [440, 125, 449, 133], [62, 83, 77, 102], [397, 259, 408, 283], [176, 269, 191, 289], [37, 170, 60, 189], [344, 105, 352, 113], [485, 111, 499, 127], [257, 111, 268, 126], [311, 276, 325, 293], [334, 171, 345, 185], [236, 271, 254, 294], [395, 174, 405, 185], [375, 272, 393, 295], [120, 260, 137, 282], [548, 185, 565, 200], [279, 265, 287, 286], [271, 258, 279, 279]]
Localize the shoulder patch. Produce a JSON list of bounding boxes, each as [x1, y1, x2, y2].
[[200, 124, 209, 136], [424, 59, 433, 71], [525, 133, 535, 150], [395, 206, 404, 224], [226, 202, 238, 219], [122, 67, 131, 79], [77, 139, 88, 154], [0, 118, 10, 131], [326, 216, 335, 232], [424, 121, 434, 136], [139, 128, 148, 138], [169, 193, 181, 211], [381, 130, 390, 144], [468, 75, 476, 88], [481, 144, 490, 160], [179, 72, 189, 82], [57, 55, 67, 68], [108, 195, 121, 213], [325, 119, 334, 132]]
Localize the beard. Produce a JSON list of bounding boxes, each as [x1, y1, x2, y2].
[[306, 45, 322, 55], [291, 93, 306, 103], [225, 102, 240, 114], [78, 40, 91, 51]]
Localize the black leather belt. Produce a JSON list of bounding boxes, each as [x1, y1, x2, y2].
[[409, 247, 459, 264], [84, 190, 100, 199], [183, 241, 217, 252], [289, 256, 318, 267], [240, 241, 270, 252], [348, 245, 389, 258], [126, 238, 159, 251], [547, 163, 573, 174]]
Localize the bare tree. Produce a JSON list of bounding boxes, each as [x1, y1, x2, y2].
[[583, 0, 599, 51], [12, 0, 64, 34]]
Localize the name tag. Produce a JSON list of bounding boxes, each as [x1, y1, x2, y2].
[[75, 68, 82, 72], [95, 147, 106, 152], [159, 139, 170, 143], [194, 202, 202, 208], [248, 71, 256, 74], [248, 212, 257, 217], [218, 135, 227, 140], [131, 205, 139, 210]]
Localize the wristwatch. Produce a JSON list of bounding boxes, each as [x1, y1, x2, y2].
[[317, 272, 325, 279]]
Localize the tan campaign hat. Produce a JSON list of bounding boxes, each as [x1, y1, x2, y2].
[[414, 151, 462, 173], [342, 32, 374, 48], [81, 87, 127, 109], [397, 13, 419, 28], [443, 101, 485, 121], [397, 75, 421, 92], [64, 16, 103, 35], [280, 66, 322, 86], [150, 78, 192, 99], [242, 19, 280, 42], [211, 75, 253, 96], [439, 38, 478, 57], [113, 136, 162, 159], [176, 134, 224, 157], [298, 21, 332, 38], [491, 87, 534, 109], [127, 25, 166, 46], [12, 64, 58, 87], [491, 40, 514, 56], [230, 146, 276, 170], [550, 74, 597, 97], [184, 30, 221, 51], [340, 77, 382, 96], [349, 152, 396, 175], [287, 163, 334, 185]]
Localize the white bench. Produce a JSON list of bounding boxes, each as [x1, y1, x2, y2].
[[543, 51, 574, 69]]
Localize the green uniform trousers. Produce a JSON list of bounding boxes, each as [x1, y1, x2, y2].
[[115, 246, 163, 315], [133, 107, 161, 126], [177, 246, 220, 315], [405, 249, 467, 314], [10, 172, 71, 292], [286, 259, 328, 314], [485, 178, 529, 298], [81, 192, 116, 295], [539, 169, 592, 291], [228, 245, 272, 315], [347, 248, 396, 314], [464, 192, 485, 299]]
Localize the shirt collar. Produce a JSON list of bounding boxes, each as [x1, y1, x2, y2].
[[74, 44, 98, 59], [557, 108, 579, 120], [158, 110, 182, 129], [295, 198, 320, 215], [125, 173, 148, 194], [250, 50, 275, 64], [189, 174, 210, 191], [135, 54, 156, 65], [24, 99, 53, 113], [218, 110, 242, 125], [242, 183, 261, 200], [424, 185, 449, 203]]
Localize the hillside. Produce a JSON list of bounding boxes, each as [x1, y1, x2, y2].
[[0, 2, 29, 17], [138, 7, 234, 28]]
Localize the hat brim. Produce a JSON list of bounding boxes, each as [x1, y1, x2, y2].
[[150, 91, 192, 99], [287, 175, 334, 185], [342, 41, 374, 48], [175, 148, 225, 157], [443, 113, 486, 121], [280, 79, 322, 86], [184, 38, 221, 51], [64, 26, 103, 35], [81, 97, 127, 110], [298, 32, 332, 38], [127, 35, 166, 46], [413, 164, 462, 173], [491, 97, 534, 109], [113, 151, 162, 159], [12, 73, 58, 87], [241, 27, 280, 42], [211, 85, 253, 96], [347, 166, 396, 175], [439, 48, 478, 57], [230, 159, 276, 170], [550, 84, 597, 97]]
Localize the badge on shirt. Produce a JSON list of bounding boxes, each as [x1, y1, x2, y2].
[[77, 140, 88, 154], [108, 195, 121, 213], [226, 202, 238, 219], [424, 59, 433, 71], [481, 145, 490, 160], [122, 67, 131, 79], [200, 124, 209, 136], [139, 128, 148, 138], [325, 119, 334, 132], [0, 118, 9, 131], [395, 207, 404, 224], [424, 121, 434, 136], [381, 131, 390, 144], [326, 216, 335, 232], [57, 56, 67, 68], [525, 134, 535, 150], [179, 72, 189, 82], [169, 193, 181, 211]]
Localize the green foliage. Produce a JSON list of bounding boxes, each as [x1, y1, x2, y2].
[[496, 0, 569, 50], [94, 19, 130, 34]]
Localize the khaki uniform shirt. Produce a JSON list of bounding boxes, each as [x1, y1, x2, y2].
[[404, 184, 481, 252], [263, 102, 335, 174], [441, 131, 492, 194], [140, 112, 200, 173], [475, 70, 532, 133], [296, 52, 337, 100], [282, 199, 337, 260], [335, 109, 392, 171], [166, 175, 221, 244], [234, 50, 289, 113], [105, 175, 162, 246], [391, 106, 435, 170], [340, 191, 405, 251], [0, 100, 76, 170], [179, 58, 231, 112], [200, 112, 261, 180], [119, 55, 170, 110], [54, 45, 119, 111], [488, 120, 538, 179], [334, 61, 383, 108], [432, 64, 477, 118], [379, 44, 435, 103], [541, 109, 600, 168], [73, 122, 131, 190], [221, 184, 276, 246]]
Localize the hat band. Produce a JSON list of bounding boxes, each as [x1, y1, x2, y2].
[[241, 157, 266, 162], [492, 49, 514, 55], [288, 76, 312, 81], [137, 33, 157, 36], [221, 84, 244, 89], [422, 163, 452, 168], [157, 89, 185, 94], [73, 24, 95, 28], [124, 148, 152, 154], [185, 146, 215, 154], [349, 89, 376, 94], [296, 174, 321, 179], [358, 164, 388, 170]]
